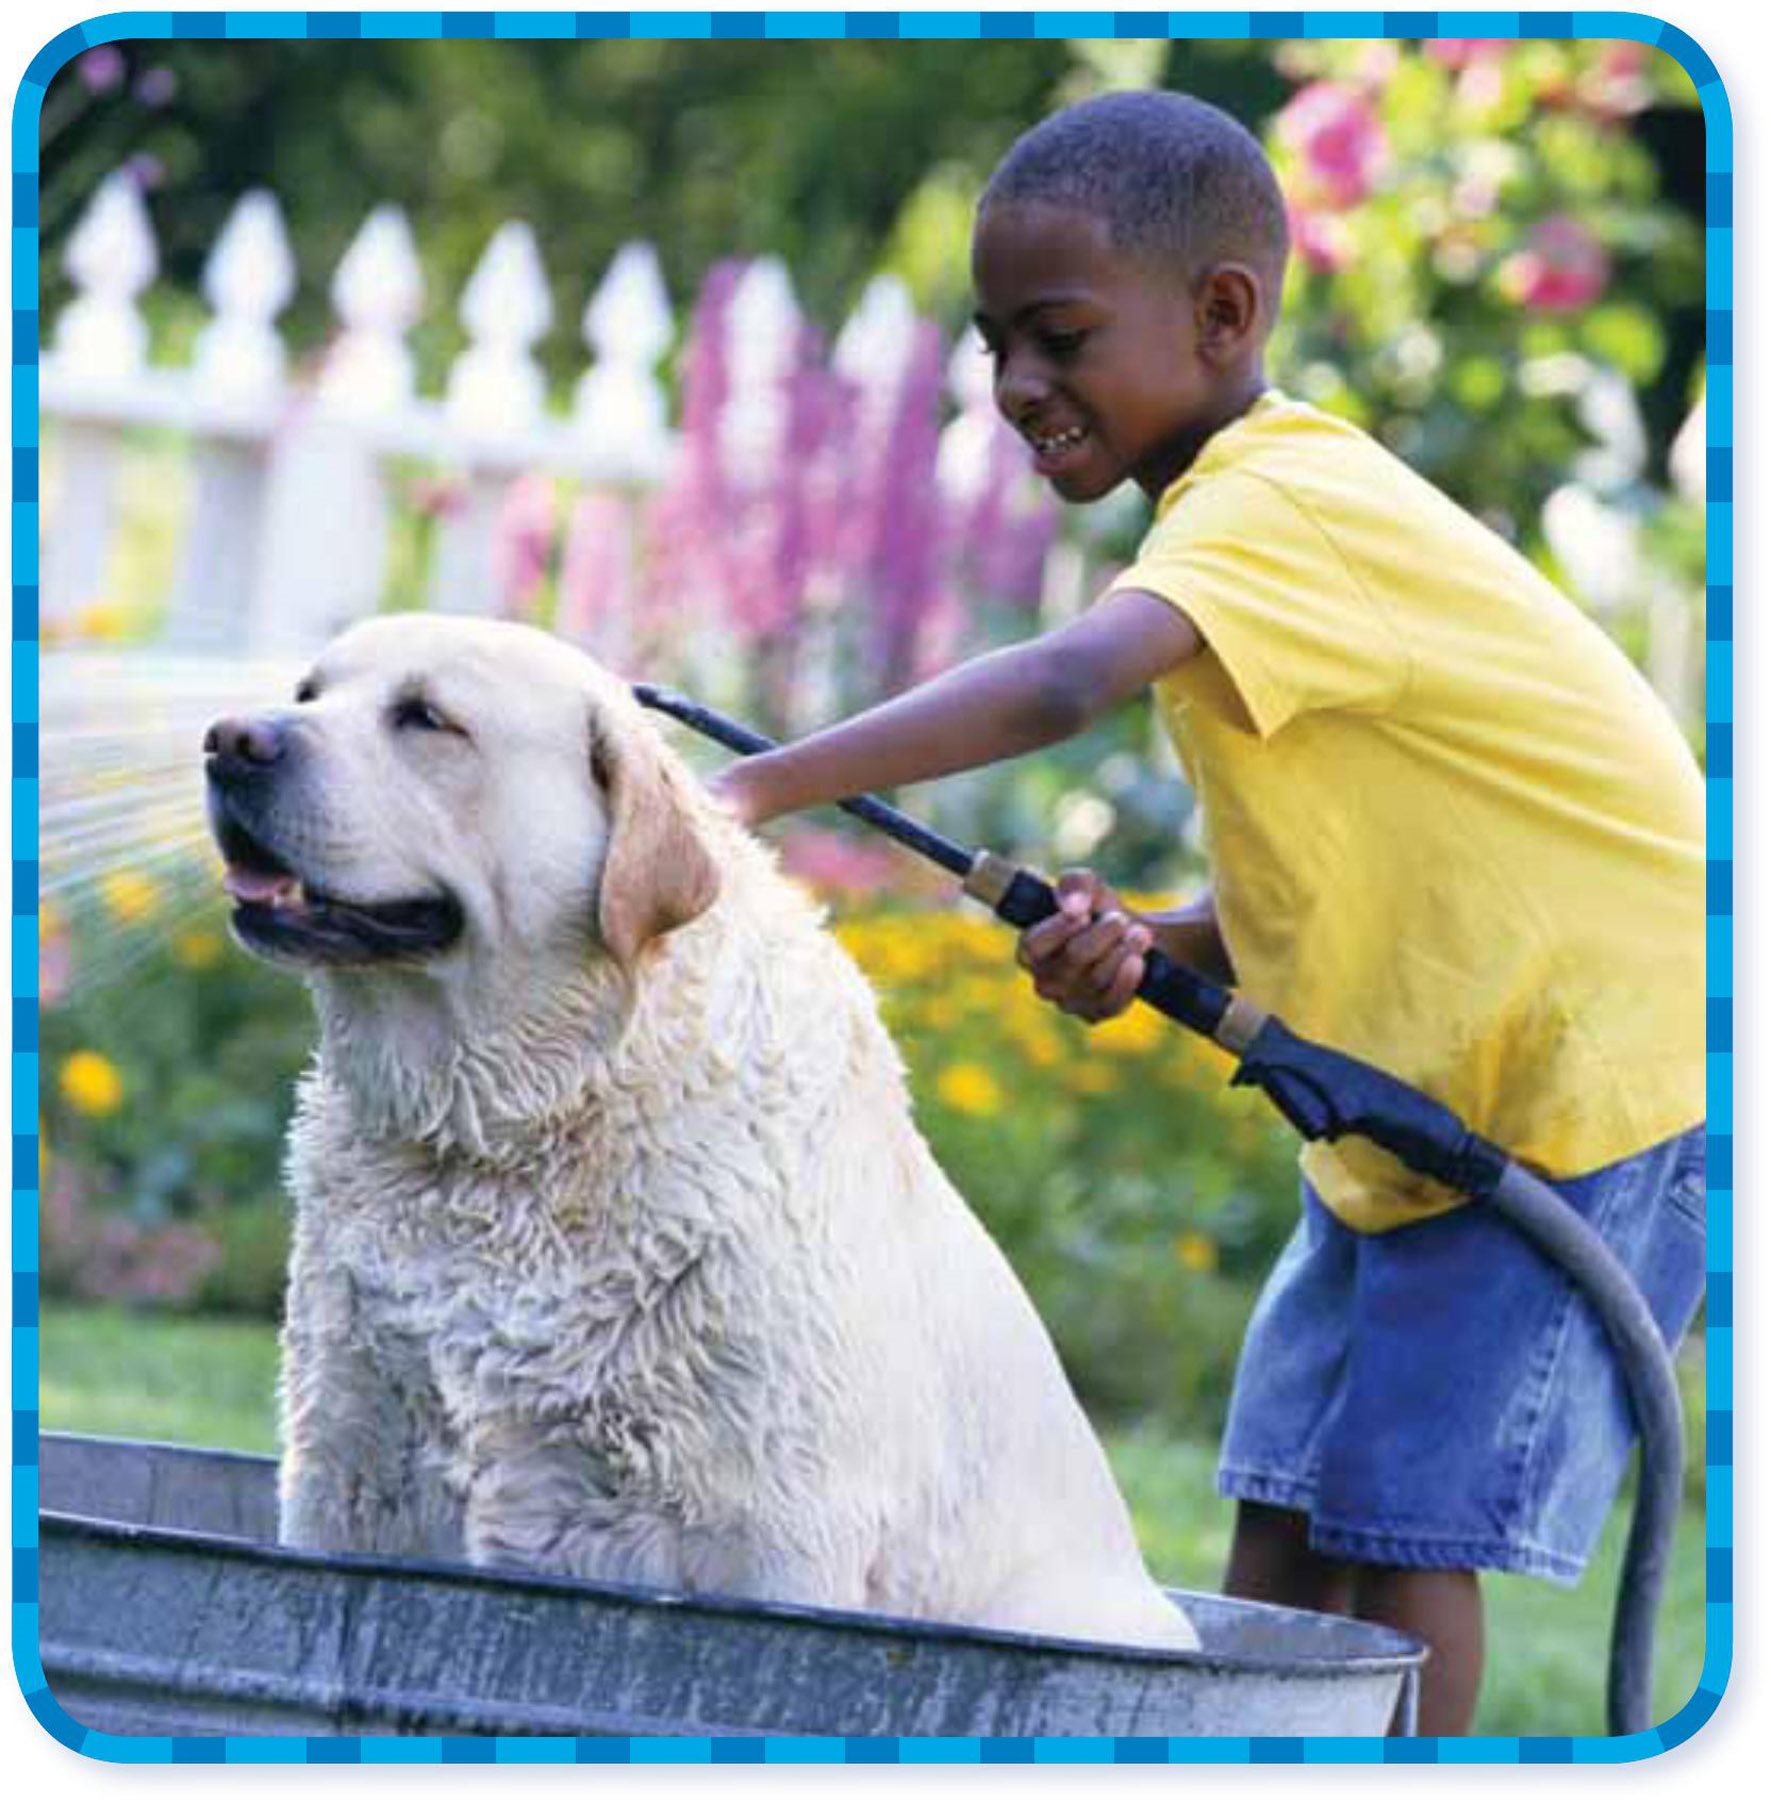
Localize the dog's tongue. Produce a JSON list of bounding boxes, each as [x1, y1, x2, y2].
[[224, 867, 300, 905]]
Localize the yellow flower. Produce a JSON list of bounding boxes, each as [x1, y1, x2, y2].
[[936, 1061, 1003, 1117], [1092, 1005, 1166, 1057], [172, 928, 225, 971], [99, 871, 161, 924], [72, 599, 137, 642], [922, 996, 961, 1031], [60, 1050, 124, 1117], [1174, 1230, 1219, 1274], [39, 900, 65, 941], [1014, 1021, 1065, 1069], [1071, 1062, 1117, 1096]]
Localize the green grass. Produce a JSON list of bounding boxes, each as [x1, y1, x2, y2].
[[40, 1302, 281, 1455], [40, 1302, 1707, 1738]]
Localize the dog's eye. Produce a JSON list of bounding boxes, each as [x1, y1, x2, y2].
[[294, 679, 318, 704], [391, 696, 457, 735]]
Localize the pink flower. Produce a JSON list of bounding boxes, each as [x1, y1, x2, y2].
[[1275, 82, 1388, 211], [1352, 41, 1400, 91], [558, 492, 638, 662], [958, 424, 1059, 607], [77, 46, 126, 94], [1577, 42, 1653, 118], [491, 473, 557, 617], [1456, 58, 1506, 112], [1423, 39, 1507, 70], [40, 923, 72, 1007], [777, 826, 909, 898], [134, 66, 178, 107], [856, 320, 951, 695], [123, 153, 165, 193], [1498, 216, 1610, 314], [1286, 201, 1354, 274], [408, 474, 467, 520]]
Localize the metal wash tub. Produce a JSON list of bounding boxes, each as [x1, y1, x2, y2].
[[38, 1433, 1423, 1740]]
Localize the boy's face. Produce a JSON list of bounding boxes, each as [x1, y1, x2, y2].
[[972, 202, 1234, 504]]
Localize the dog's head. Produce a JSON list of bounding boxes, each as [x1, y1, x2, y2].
[[203, 615, 721, 980]]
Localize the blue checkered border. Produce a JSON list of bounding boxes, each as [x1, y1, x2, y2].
[[8, 5, 1732, 1768]]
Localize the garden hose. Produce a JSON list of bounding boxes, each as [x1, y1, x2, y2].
[[635, 682, 1687, 1737]]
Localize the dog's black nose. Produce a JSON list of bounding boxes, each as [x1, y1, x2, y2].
[[204, 713, 287, 776]]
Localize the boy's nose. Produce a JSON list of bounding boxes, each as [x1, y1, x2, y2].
[[994, 357, 1050, 422]]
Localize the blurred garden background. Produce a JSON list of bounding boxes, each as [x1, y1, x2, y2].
[[35, 31, 1709, 1735]]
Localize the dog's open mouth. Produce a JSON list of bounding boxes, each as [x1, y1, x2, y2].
[[211, 805, 464, 966]]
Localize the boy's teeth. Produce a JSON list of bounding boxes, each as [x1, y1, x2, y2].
[[1036, 428, 1085, 453]]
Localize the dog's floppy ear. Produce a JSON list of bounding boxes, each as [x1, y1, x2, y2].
[[591, 712, 721, 969]]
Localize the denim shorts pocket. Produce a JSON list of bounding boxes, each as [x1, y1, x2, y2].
[[1666, 1134, 1708, 1230]]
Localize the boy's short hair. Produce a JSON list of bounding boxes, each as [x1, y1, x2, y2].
[[980, 90, 1290, 309]]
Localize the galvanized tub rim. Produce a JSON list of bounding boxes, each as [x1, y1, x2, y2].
[[39, 1432, 1424, 1682]]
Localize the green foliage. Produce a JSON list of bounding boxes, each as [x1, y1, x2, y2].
[[40, 877, 307, 1314]]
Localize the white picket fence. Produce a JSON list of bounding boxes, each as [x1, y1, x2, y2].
[[37, 169, 1705, 733], [37, 172, 1039, 659]]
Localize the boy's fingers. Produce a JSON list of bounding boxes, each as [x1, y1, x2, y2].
[[1026, 916, 1138, 1018], [1067, 914, 1130, 970], [1103, 951, 1147, 1016], [1054, 868, 1103, 904], [1018, 907, 1088, 968]]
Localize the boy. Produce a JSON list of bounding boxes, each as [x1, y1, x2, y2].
[[712, 91, 1705, 1735]]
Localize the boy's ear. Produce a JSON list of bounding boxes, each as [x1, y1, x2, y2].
[[1194, 264, 1263, 363]]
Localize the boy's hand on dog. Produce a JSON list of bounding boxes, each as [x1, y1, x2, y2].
[[1016, 870, 1151, 1024]]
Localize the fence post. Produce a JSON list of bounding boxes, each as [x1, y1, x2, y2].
[[245, 206, 423, 651], [429, 221, 552, 616], [572, 240, 674, 482], [165, 192, 296, 650], [39, 173, 157, 633]]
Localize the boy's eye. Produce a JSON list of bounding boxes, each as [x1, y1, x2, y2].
[[1039, 329, 1088, 362]]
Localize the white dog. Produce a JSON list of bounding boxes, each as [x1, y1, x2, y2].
[[203, 614, 1197, 1652]]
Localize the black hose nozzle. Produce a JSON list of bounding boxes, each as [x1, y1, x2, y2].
[[1232, 1016, 1511, 1200]]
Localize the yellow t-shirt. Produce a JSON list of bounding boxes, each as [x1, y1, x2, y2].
[[1115, 391, 1705, 1232]]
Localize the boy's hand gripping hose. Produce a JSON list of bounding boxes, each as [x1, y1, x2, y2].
[[636, 684, 1685, 1737]]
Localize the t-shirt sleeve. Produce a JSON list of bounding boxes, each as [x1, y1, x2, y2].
[[1111, 468, 1407, 739]]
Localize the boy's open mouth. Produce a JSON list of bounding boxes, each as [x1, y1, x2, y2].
[[1028, 425, 1090, 473]]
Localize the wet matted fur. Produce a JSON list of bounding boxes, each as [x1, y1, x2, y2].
[[204, 613, 1197, 1651]]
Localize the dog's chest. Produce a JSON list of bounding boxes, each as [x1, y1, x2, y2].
[[319, 1164, 733, 1433]]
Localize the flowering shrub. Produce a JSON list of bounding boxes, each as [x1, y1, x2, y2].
[[40, 877, 314, 1316], [1264, 38, 1702, 561], [1276, 80, 1389, 210]]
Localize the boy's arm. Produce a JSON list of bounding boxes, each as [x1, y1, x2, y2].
[[714, 588, 1200, 826]]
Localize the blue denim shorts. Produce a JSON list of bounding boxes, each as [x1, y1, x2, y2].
[[1218, 1126, 1707, 1582]]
